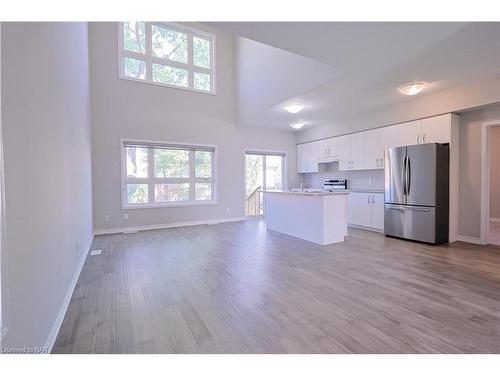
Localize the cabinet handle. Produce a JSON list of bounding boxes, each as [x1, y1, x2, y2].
[[367, 195, 371, 203], [372, 195, 375, 204], [423, 133, 426, 143], [417, 134, 420, 144]]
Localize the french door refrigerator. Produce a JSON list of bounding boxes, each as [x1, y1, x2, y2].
[[384, 143, 449, 244]]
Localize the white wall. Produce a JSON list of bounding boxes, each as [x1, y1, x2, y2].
[[1, 23, 93, 349], [89, 23, 299, 232], [490, 127, 500, 220]]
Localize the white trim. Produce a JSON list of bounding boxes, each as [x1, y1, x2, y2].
[[120, 138, 218, 209], [0, 21, 7, 347], [93, 217, 247, 236], [117, 22, 216, 95], [480, 119, 500, 245], [45, 234, 94, 353], [456, 235, 483, 245], [490, 217, 500, 223]]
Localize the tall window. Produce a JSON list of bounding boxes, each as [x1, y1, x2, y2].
[[122, 140, 216, 208], [118, 22, 215, 94]]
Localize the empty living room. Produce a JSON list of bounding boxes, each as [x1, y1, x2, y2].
[[1, 1, 500, 374]]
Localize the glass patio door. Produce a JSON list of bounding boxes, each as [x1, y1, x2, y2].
[[245, 151, 285, 216]]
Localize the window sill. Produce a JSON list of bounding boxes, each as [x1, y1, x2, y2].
[[118, 75, 217, 96], [122, 200, 218, 210]]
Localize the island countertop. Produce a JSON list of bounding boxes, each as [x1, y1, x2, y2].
[[261, 189, 350, 196]]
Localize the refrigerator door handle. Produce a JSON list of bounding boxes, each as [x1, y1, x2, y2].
[[403, 155, 407, 196], [407, 157, 411, 196]]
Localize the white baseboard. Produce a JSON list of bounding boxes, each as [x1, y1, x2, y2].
[[456, 235, 482, 245], [490, 217, 500, 223], [45, 233, 94, 353], [93, 217, 247, 236]]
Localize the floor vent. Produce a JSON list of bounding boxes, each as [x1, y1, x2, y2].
[[90, 249, 102, 256]]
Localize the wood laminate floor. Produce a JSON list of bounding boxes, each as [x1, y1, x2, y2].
[[53, 220, 500, 353]]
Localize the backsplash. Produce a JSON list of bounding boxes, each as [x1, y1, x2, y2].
[[300, 162, 384, 190]]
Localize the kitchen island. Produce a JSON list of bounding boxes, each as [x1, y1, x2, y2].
[[263, 190, 350, 245]]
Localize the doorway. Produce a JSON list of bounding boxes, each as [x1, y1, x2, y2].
[[480, 119, 500, 245], [488, 126, 500, 245], [244, 151, 286, 217]]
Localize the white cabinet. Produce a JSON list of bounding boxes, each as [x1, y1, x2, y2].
[[338, 135, 351, 171], [370, 193, 384, 230], [297, 142, 319, 173], [397, 115, 451, 147], [397, 120, 422, 146], [348, 192, 384, 231], [317, 137, 339, 161], [364, 126, 398, 170], [338, 133, 364, 171], [350, 133, 365, 170], [421, 114, 451, 144]]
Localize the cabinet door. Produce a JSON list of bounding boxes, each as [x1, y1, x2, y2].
[[363, 129, 380, 170], [297, 143, 307, 173], [370, 193, 385, 230], [353, 193, 372, 227], [379, 125, 399, 169], [397, 120, 422, 146], [327, 137, 340, 158], [421, 114, 450, 144], [338, 135, 350, 171], [305, 141, 318, 173], [316, 139, 329, 159], [350, 132, 365, 170], [347, 194, 355, 224]]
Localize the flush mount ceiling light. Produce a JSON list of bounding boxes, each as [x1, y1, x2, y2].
[[290, 121, 305, 130], [398, 82, 427, 96], [285, 103, 304, 114]]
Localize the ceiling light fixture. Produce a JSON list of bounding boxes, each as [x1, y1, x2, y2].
[[398, 82, 427, 96], [285, 103, 304, 114], [290, 122, 305, 130]]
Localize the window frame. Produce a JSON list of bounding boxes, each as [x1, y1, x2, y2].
[[121, 139, 218, 209], [117, 22, 217, 95]]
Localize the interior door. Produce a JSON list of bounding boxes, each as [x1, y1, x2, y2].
[[405, 144, 437, 207], [384, 146, 407, 204]]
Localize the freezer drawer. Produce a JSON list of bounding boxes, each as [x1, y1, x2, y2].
[[384, 204, 438, 244]]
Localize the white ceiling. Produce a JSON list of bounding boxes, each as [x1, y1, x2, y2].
[[209, 22, 500, 132]]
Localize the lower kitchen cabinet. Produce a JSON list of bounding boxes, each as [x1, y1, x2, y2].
[[347, 192, 384, 231]]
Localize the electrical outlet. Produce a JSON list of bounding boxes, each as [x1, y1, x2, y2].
[[104, 215, 110, 222], [226, 207, 230, 213], [124, 213, 128, 220], [368, 178, 372, 185]]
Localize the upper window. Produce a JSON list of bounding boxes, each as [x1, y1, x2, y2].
[[118, 22, 215, 94], [122, 140, 217, 208]]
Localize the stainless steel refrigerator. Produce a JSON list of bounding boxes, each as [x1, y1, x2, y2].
[[384, 143, 449, 244]]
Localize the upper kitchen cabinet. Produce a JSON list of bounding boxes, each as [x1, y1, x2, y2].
[[297, 141, 319, 173], [421, 114, 452, 144], [364, 125, 398, 169], [339, 133, 364, 171], [318, 137, 340, 162], [397, 120, 422, 146]]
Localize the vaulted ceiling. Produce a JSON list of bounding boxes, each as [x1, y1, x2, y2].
[[209, 22, 500, 132]]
